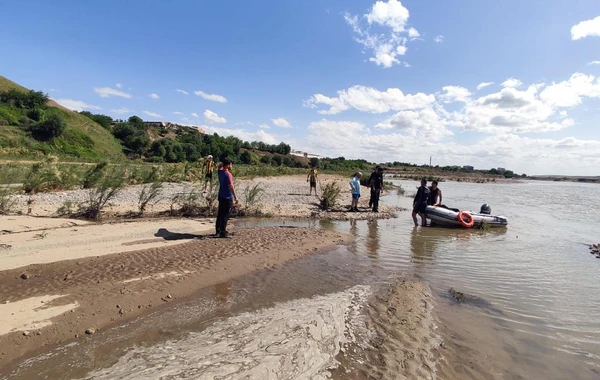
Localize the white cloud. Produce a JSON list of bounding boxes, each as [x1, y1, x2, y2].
[[439, 86, 471, 103], [93, 87, 132, 99], [374, 107, 453, 141], [148, 93, 160, 99], [271, 117, 292, 128], [143, 111, 162, 119], [204, 109, 227, 124], [539, 73, 600, 107], [259, 123, 270, 129], [408, 27, 420, 38], [116, 83, 122, 89], [501, 78, 523, 88], [173, 111, 183, 115], [110, 108, 131, 115], [191, 112, 199, 118], [176, 89, 189, 95], [344, 0, 420, 68], [54, 99, 102, 112], [588, 60, 600, 65], [306, 85, 435, 114], [304, 119, 600, 175], [433, 35, 444, 43], [201, 126, 278, 145], [571, 15, 600, 40], [477, 82, 494, 90], [194, 90, 228, 103]]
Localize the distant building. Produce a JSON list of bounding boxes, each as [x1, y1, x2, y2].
[[290, 150, 320, 159], [497, 167, 506, 173], [463, 165, 474, 171]]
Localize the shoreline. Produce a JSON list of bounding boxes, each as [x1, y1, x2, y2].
[[0, 222, 352, 367]]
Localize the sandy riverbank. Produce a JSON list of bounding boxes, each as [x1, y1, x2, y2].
[[0, 216, 352, 367], [8, 174, 398, 220]]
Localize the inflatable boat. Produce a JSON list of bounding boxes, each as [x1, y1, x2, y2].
[[424, 204, 508, 228]]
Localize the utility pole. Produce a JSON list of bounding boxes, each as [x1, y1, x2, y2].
[[429, 156, 432, 167]]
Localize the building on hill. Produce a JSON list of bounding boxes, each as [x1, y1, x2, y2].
[[290, 149, 320, 159], [463, 165, 474, 171]]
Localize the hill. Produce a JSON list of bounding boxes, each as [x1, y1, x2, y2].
[[0, 75, 126, 161]]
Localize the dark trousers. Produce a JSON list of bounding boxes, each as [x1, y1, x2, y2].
[[371, 188, 381, 211], [216, 197, 233, 235]]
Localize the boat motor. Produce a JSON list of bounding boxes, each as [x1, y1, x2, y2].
[[480, 204, 491, 214]]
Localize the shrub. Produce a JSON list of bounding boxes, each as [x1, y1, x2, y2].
[[30, 114, 67, 140], [82, 161, 109, 189], [0, 185, 16, 215], [239, 182, 265, 216], [240, 150, 253, 165], [80, 169, 126, 220], [27, 108, 45, 122], [320, 182, 341, 210], [138, 181, 163, 215], [23, 156, 61, 194], [260, 155, 271, 165], [271, 155, 282, 166]]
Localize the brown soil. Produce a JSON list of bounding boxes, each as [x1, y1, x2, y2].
[[0, 226, 351, 367]]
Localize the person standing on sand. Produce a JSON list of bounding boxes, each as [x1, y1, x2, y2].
[[307, 165, 318, 196], [216, 159, 239, 238], [202, 155, 214, 193], [412, 179, 430, 226], [349, 172, 362, 212], [428, 180, 442, 205], [369, 166, 384, 212], [368, 167, 377, 208]]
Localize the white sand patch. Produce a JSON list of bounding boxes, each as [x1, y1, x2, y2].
[[0, 295, 79, 336], [0, 215, 89, 233], [121, 270, 192, 284], [81, 285, 372, 380], [0, 219, 213, 271]]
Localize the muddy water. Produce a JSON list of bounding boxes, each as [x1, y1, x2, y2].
[[4, 180, 600, 379]]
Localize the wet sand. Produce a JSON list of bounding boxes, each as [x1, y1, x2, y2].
[[0, 221, 351, 367]]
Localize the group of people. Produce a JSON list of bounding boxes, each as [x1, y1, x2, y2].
[[201, 152, 444, 238], [348, 166, 385, 213], [411, 179, 442, 226]]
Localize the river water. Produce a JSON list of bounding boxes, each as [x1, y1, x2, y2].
[[3, 180, 600, 379]]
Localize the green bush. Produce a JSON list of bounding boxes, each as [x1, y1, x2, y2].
[[27, 108, 45, 122], [240, 150, 253, 165], [30, 114, 67, 140]]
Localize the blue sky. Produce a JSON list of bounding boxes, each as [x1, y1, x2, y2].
[[1, 0, 600, 175]]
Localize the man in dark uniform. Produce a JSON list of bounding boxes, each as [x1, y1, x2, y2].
[[412, 179, 430, 226], [369, 166, 384, 212]]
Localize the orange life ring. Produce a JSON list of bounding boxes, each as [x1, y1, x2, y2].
[[457, 211, 474, 228]]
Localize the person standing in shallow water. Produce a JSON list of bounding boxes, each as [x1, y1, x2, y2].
[[428, 180, 442, 205], [412, 179, 430, 226], [216, 159, 239, 238], [349, 172, 362, 212], [307, 165, 318, 196], [369, 166, 384, 212]]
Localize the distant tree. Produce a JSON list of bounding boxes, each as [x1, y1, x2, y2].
[[271, 155, 282, 166], [128, 115, 145, 130], [260, 155, 271, 165], [27, 108, 45, 122], [240, 150, 253, 165], [30, 114, 66, 140], [310, 157, 320, 167]]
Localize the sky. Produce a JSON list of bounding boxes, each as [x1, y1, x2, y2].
[[1, 0, 599, 175]]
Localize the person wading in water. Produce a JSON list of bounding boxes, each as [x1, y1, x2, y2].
[[412, 179, 430, 226], [428, 180, 442, 205]]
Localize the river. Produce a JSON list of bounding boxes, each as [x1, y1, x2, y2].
[[3, 180, 599, 379]]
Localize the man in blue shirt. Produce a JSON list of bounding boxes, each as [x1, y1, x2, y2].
[[216, 158, 239, 238]]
